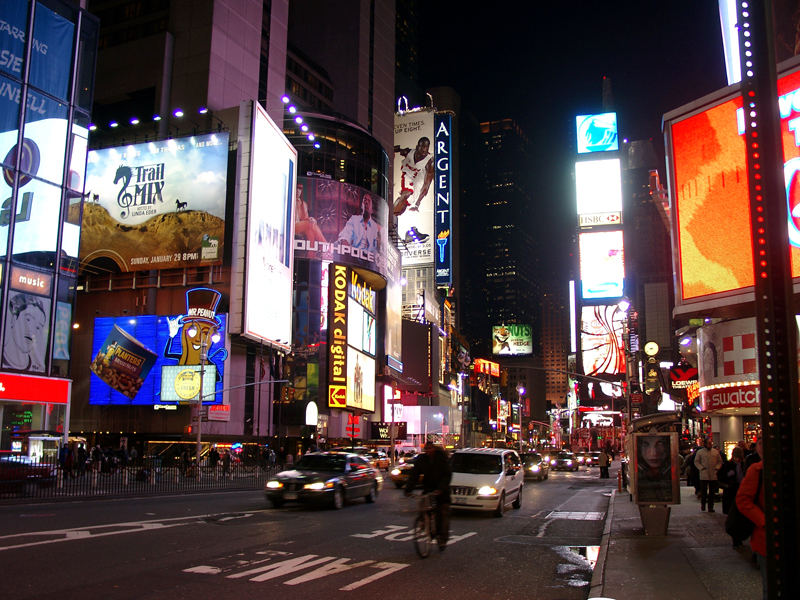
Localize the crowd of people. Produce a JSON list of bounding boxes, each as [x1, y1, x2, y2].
[[681, 435, 766, 596]]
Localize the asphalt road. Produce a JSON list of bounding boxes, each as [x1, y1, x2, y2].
[[0, 464, 616, 599]]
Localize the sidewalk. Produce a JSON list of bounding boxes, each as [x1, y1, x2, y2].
[[590, 480, 762, 600]]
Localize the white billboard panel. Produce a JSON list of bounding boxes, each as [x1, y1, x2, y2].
[[575, 158, 622, 217], [243, 103, 297, 350]]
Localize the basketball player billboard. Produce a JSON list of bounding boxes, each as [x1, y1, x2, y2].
[[393, 110, 435, 266]]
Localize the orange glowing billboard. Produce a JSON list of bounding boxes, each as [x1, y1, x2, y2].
[[665, 63, 800, 304]]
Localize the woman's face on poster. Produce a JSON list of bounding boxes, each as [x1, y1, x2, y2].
[[640, 436, 667, 469]]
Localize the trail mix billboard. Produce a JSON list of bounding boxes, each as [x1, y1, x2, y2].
[[82, 133, 229, 271]]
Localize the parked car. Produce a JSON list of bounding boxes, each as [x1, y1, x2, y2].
[[551, 451, 580, 471], [0, 456, 57, 494], [388, 453, 422, 488], [522, 452, 549, 481], [265, 452, 383, 509], [450, 448, 524, 517]]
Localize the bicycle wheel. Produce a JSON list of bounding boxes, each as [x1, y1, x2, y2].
[[413, 513, 432, 558]]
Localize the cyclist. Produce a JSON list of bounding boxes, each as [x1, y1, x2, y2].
[[405, 441, 452, 550]]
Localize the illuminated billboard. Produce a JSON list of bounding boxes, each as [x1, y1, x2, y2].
[[385, 244, 403, 371], [83, 133, 228, 271], [89, 313, 227, 406], [90, 324, 158, 398], [491, 324, 532, 356], [327, 263, 348, 408], [579, 230, 625, 299], [347, 346, 375, 412], [576, 112, 619, 153], [326, 264, 377, 411], [575, 158, 622, 217], [581, 305, 626, 376], [434, 113, 453, 284], [665, 64, 800, 303], [294, 176, 388, 278], [393, 110, 435, 265], [243, 103, 296, 350]]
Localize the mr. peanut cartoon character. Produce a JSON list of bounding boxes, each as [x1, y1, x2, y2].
[[165, 288, 228, 377]]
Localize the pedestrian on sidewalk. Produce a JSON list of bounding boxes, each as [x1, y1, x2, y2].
[[736, 436, 765, 599], [684, 448, 700, 496], [719, 446, 746, 516], [695, 436, 722, 512], [598, 448, 610, 478]]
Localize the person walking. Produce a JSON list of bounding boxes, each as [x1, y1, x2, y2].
[[719, 446, 746, 516], [684, 447, 700, 496], [695, 436, 722, 512], [736, 436, 765, 599], [598, 448, 610, 479]]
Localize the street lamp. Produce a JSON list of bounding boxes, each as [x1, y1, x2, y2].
[[516, 385, 525, 455], [187, 324, 221, 478]]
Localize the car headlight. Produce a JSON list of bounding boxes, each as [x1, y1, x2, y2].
[[266, 480, 283, 489], [529, 465, 540, 472], [550, 459, 557, 465], [390, 468, 401, 476], [566, 460, 572, 465], [477, 485, 498, 496], [303, 481, 333, 490]]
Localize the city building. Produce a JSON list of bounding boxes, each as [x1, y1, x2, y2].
[[40, 0, 399, 461], [0, 0, 99, 460]]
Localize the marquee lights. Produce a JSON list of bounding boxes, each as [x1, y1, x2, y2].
[[86, 94, 321, 151]]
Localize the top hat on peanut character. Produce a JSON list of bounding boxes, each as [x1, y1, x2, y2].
[[178, 287, 223, 327]]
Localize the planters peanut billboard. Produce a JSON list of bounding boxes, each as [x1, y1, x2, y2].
[[89, 290, 228, 406], [82, 133, 229, 271]]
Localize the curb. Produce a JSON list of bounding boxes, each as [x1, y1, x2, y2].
[[588, 488, 616, 599]]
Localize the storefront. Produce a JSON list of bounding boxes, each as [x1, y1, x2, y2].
[[696, 317, 762, 457], [0, 371, 71, 458]]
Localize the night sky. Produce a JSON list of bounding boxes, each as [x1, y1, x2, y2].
[[418, 2, 727, 151], [416, 2, 729, 252]]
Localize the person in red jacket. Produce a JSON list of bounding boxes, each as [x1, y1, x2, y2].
[[735, 436, 765, 599]]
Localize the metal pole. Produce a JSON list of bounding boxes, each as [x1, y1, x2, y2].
[[195, 342, 205, 477], [735, 2, 800, 595], [518, 388, 524, 455]]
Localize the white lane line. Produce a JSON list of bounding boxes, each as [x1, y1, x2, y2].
[[0, 512, 253, 551], [284, 558, 376, 585], [338, 562, 409, 591]]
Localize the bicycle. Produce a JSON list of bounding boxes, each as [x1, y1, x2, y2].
[[412, 491, 439, 558]]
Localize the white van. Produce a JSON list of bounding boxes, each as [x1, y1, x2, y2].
[[449, 448, 524, 517]]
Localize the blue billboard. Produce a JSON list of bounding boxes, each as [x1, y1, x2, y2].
[[88, 313, 227, 406], [576, 112, 619, 154]]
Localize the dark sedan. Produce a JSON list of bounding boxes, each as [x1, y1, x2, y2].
[[265, 452, 383, 509], [551, 451, 579, 471], [522, 452, 549, 481]]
